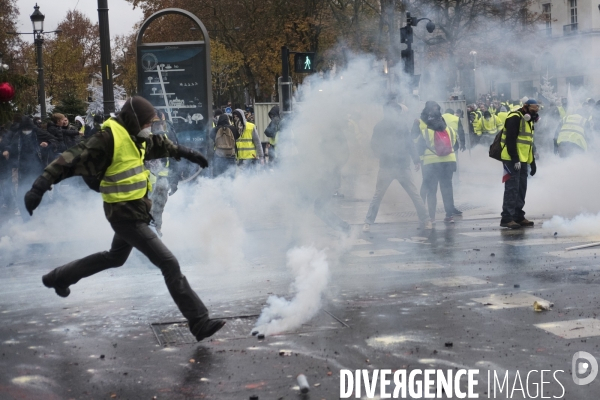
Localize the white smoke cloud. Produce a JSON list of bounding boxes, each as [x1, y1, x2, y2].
[[543, 213, 600, 237], [253, 246, 329, 336]]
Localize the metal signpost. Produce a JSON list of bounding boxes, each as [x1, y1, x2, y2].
[[136, 8, 213, 181]]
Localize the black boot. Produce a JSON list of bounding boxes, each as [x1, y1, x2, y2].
[[42, 269, 71, 298], [192, 319, 226, 342]]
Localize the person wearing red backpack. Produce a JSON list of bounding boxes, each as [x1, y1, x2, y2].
[[413, 101, 463, 224]]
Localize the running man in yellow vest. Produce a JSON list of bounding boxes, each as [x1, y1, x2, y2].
[[23, 96, 226, 342], [554, 110, 590, 157], [499, 99, 539, 230], [232, 108, 264, 169]]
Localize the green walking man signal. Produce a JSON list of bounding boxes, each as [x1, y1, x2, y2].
[[294, 52, 315, 73]]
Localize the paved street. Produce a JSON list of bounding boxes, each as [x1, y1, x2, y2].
[[1, 187, 600, 399]]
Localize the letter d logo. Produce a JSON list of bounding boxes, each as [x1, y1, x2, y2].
[[572, 351, 598, 385]]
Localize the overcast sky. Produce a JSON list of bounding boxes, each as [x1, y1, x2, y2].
[[15, 0, 144, 42]]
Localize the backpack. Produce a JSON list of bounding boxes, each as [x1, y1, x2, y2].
[[489, 130, 505, 161], [433, 129, 453, 156], [214, 126, 236, 157]]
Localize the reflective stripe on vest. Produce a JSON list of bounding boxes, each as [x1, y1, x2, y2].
[[158, 159, 170, 177], [236, 122, 257, 159], [500, 111, 534, 163], [419, 120, 457, 165], [100, 119, 150, 203], [478, 116, 500, 135], [557, 114, 587, 151]]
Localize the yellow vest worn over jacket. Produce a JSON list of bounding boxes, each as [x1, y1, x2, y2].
[[557, 114, 588, 151], [475, 115, 502, 136], [100, 119, 151, 203], [236, 122, 257, 160], [419, 120, 457, 165], [497, 112, 509, 128], [442, 113, 460, 133], [500, 111, 534, 164]]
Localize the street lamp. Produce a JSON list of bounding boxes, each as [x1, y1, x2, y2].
[[400, 12, 436, 76], [8, 4, 61, 119], [0, 52, 9, 72]]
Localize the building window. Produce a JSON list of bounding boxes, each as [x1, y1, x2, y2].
[[542, 3, 551, 36], [570, 0, 577, 24]]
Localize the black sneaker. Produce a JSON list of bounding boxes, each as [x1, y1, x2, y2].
[[194, 319, 226, 342], [42, 270, 70, 298], [452, 208, 463, 216]]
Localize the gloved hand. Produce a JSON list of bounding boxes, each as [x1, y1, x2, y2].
[[24, 176, 52, 216], [169, 183, 178, 196], [530, 161, 537, 176], [514, 162, 521, 171], [553, 139, 559, 155], [178, 146, 209, 168]]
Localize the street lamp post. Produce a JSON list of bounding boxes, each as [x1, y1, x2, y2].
[[31, 4, 47, 118], [8, 4, 61, 119], [97, 0, 115, 115]]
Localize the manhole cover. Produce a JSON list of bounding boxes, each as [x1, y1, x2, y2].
[[150, 310, 347, 346]]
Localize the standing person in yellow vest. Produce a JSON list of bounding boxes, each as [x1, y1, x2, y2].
[[474, 110, 503, 146], [232, 109, 264, 169], [442, 109, 466, 152], [554, 110, 590, 158], [497, 106, 509, 129], [499, 99, 539, 229], [413, 101, 461, 224], [22, 96, 226, 342]]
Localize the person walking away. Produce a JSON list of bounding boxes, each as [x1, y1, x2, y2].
[[474, 110, 503, 146], [499, 99, 539, 229], [23, 96, 225, 342], [442, 109, 466, 152], [209, 114, 239, 178], [1, 116, 49, 221], [232, 109, 263, 170], [413, 101, 460, 224], [264, 106, 282, 166], [363, 102, 431, 232], [146, 110, 183, 237], [554, 108, 590, 158]]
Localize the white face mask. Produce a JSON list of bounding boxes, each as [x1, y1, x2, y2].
[[22, 130, 32, 135], [137, 127, 152, 139]]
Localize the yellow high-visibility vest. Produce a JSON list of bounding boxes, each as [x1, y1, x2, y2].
[[500, 111, 534, 164], [475, 115, 502, 136], [236, 122, 257, 160], [442, 113, 460, 133], [497, 112, 509, 128], [419, 120, 457, 165], [100, 119, 150, 203], [557, 114, 587, 151]]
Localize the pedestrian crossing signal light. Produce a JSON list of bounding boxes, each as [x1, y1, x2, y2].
[[294, 53, 315, 73]]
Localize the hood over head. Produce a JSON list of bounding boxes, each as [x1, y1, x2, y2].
[[232, 108, 247, 126], [420, 101, 446, 131], [268, 106, 280, 120], [19, 116, 35, 131], [217, 114, 231, 126], [117, 96, 156, 135]]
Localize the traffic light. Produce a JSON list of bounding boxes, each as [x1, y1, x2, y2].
[[401, 49, 414, 76], [294, 52, 315, 73]]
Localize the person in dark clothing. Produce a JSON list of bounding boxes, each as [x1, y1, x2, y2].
[[363, 102, 431, 232], [412, 101, 461, 224], [209, 114, 239, 178], [0, 124, 12, 211], [1, 116, 49, 221], [264, 106, 282, 165], [87, 114, 104, 139], [24, 96, 225, 342], [47, 113, 81, 152], [499, 99, 538, 229]]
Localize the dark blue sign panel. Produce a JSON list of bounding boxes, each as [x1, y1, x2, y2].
[[138, 45, 209, 153]]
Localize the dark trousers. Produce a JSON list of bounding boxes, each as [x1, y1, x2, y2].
[[48, 221, 209, 333], [501, 161, 528, 223], [421, 162, 455, 219]]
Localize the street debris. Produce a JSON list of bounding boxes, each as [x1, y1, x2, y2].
[[565, 242, 600, 252], [257, 334, 265, 340], [514, 284, 520, 288], [490, 253, 495, 257], [249, 396, 259, 400], [279, 350, 292, 356], [297, 374, 310, 393], [444, 342, 453, 347], [534, 300, 554, 312]]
